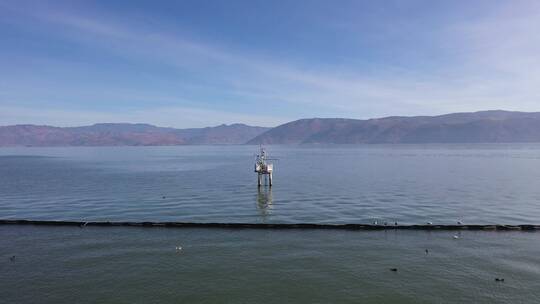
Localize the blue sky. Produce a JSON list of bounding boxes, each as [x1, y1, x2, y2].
[[1, 0, 540, 128]]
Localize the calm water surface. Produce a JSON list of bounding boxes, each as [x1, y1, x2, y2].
[[1, 144, 540, 224], [2, 225, 540, 303], [2, 145, 540, 303]]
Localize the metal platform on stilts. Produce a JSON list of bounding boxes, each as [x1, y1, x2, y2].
[[254, 146, 274, 187]]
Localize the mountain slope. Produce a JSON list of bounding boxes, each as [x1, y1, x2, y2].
[[4, 110, 540, 146], [247, 110, 540, 144], [0, 123, 269, 146]]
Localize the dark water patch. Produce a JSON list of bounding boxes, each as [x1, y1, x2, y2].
[[2, 219, 539, 231], [2, 225, 540, 303]]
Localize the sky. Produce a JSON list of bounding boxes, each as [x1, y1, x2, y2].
[[1, 0, 540, 128]]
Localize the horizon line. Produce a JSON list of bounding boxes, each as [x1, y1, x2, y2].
[[0, 109, 536, 129]]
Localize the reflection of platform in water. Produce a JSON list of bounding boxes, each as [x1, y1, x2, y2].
[[256, 187, 273, 216]]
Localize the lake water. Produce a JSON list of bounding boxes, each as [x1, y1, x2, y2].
[[2, 225, 540, 303], [1, 144, 540, 224], [2, 145, 540, 303]]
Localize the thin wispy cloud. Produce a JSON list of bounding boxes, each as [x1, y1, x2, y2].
[[1, 1, 539, 127]]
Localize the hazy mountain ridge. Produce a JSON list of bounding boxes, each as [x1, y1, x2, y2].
[[3, 111, 540, 146], [247, 110, 540, 144], [0, 123, 269, 146]]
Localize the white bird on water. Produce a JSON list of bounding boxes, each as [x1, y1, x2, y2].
[[175, 245, 183, 252], [453, 235, 460, 239]]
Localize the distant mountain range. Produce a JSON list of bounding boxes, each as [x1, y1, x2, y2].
[[0, 123, 269, 146], [2, 110, 540, 146], [248, 110, 540, 144]]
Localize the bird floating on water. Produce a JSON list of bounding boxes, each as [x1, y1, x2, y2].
[[427, 222, 433, 225], [390, 268, 398, 272], [175, 246, 183, 252], [453, 235, 460, 239], [495, 278, 505, 282], [9, 255, 15, 262]]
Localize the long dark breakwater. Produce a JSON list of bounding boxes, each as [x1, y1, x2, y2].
[[1, 219, 539, 231]]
